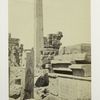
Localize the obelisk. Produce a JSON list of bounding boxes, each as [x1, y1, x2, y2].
[[34, 0, 43, 75]]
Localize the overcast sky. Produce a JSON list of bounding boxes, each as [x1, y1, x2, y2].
[[9, 0, 91, 49]]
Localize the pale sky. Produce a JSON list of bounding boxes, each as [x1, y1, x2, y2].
[[9, 0, 91, 49]]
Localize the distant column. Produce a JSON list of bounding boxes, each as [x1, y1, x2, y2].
[[34, 0, 44, 74]]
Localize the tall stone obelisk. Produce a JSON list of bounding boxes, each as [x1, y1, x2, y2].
[[34, 0, 43, 75]]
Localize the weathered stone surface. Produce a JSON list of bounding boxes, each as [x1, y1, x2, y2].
[[44, 32, 63, 49], [9, 84, 21, 97], [51, 60, 71, 64], [49, 73, 91, 100], [69, 64, 91, 77], [34, 87, 49, 100], [9, 97, 21, 100], [24, 49, 34, 99], [58, 76, 91, 100], [43, 94, 59, 100], [9, 66, 25, 97], [73, 53, 91, 63], [9, 34, 24, 66], [9, 34, 26, 100]]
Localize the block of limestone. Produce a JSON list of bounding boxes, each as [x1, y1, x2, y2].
[[69, 64, 91, 77]]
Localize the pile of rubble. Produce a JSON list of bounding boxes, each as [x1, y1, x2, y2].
[[9, 34, 25, 100], [51, 43, 91, 77], [40, 32, 63, 68]]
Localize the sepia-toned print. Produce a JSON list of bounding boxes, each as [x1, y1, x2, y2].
[[9, 0, 91, 100]]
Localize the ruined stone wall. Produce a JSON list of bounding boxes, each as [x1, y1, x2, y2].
[[51, 43, 91, 77], [9, 34, 25, 99], [49, 74, 91, 100], [41, 32, 63, 69], [9, 66, 25, 96]]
